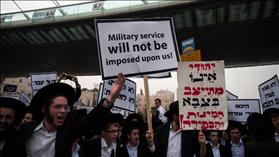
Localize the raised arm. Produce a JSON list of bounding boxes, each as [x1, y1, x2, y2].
[[199, 130, 206, 157], [102, 73, 125, 108], [69, 73, 125, 139]]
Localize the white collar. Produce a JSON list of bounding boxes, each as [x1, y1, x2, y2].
[[126, 142, 138, 150], [210, 142, 220, 149], [101, 137, 116, 151], [231, 138, 243, 146], [34, 121, 44, 132], [169, 123, 181, 133]]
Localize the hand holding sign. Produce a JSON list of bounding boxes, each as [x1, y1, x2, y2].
[[199, 129, 206, 157], [198, 129, 206, 144], [104, 73, 126, 108]]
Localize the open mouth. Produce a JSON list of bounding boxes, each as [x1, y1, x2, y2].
[[0, 123, 7, 128], [57, 115, 65, 122]]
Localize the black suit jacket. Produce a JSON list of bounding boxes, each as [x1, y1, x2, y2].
[[79, 138, 102, 157], [245, 140, 279, 157], [154, 123, 199, 157], [205, 143, 229, 157], [79, 137, 121, 157], [118, 138, 154, 157], [1, 127, 20, 157], [4, 99, 111, 157]]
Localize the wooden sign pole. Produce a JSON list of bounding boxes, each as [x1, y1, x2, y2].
[[144, 76, 153, 131]]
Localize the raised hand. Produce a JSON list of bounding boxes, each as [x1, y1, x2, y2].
[[198, 129, 206, 144], [199, 129, 206, 157], [104, 73, 125, 108]]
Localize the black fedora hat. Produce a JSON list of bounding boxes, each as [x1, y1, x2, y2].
[[125, 113, 144, 124], [263, 108, 279, 119], [102, 113, 124, 130], [0, 97, 26, 124], [164, 101, 179, 118], [30, 83, 76, 120], [124, 113, 146, 132]]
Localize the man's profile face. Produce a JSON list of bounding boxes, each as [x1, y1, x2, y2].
[[22, 113, 33, 124], [0, 107, 16, 132], [155, 100, 161, 108], [46, 96, 68, 127]]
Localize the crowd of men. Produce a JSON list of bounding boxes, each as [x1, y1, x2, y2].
[[1, 73, 279, 157]]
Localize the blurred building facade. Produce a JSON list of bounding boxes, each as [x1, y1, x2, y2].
[[136, 89, 175, 121]]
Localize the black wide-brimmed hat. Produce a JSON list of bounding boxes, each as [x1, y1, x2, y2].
[[263, 108, 279, 119], [227, 120, 248, 135], [164, 101, 179, 118], [30, 83, 76, 120], [0, 97, 26, 124], [102, 113, 124, 130], [125, 113, 144, 124], [124, 113, 146, 132]]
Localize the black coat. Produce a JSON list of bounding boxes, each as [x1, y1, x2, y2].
[[3, 99, 111, 157], [204, 143, 229, 157], [118, 138, 155, 157], [79, 138, 102, 157], [154, 123, 199, 157], [79, 137, 121, 157], [245, 140, 279, 157], [0, 127, 20, 157]]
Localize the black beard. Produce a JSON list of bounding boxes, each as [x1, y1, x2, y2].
[[45, 112, 55, 126], [0, 130, 7, 141], [0, 128, 12, 141]]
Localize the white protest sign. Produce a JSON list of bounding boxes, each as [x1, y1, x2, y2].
[[3, 84, 18, 93], [3, 95, 19, 100], [100, 79, 136, 117], [145, 72, 171, 78], [95, 17, 179, 80], [136, 72, 171, 79], [226, 90, 238, 100], [228, 99, 261, 122], [19, 91, 31, 106], [31, 72, 57, 96], [178, 61, 228, 130], [259, 75, 279, 111]]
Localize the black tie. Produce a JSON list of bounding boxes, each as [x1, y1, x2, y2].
[[110, 149, 115, 157]]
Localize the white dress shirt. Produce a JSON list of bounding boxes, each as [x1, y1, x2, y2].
[[210, 142, 221, 157], [26, 121, 56, 157], [126, 143, 138, 157], [167, 124, 181, 157], [101, 137, 116, 157], [0, 139, 5, 152], [231, 139, 245, 157], [72, 143, 80, 157], [157, 105, 167, 124]]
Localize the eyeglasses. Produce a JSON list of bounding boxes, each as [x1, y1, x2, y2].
[[106, 129, 120, 133], [53, 104, 68, 111]]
